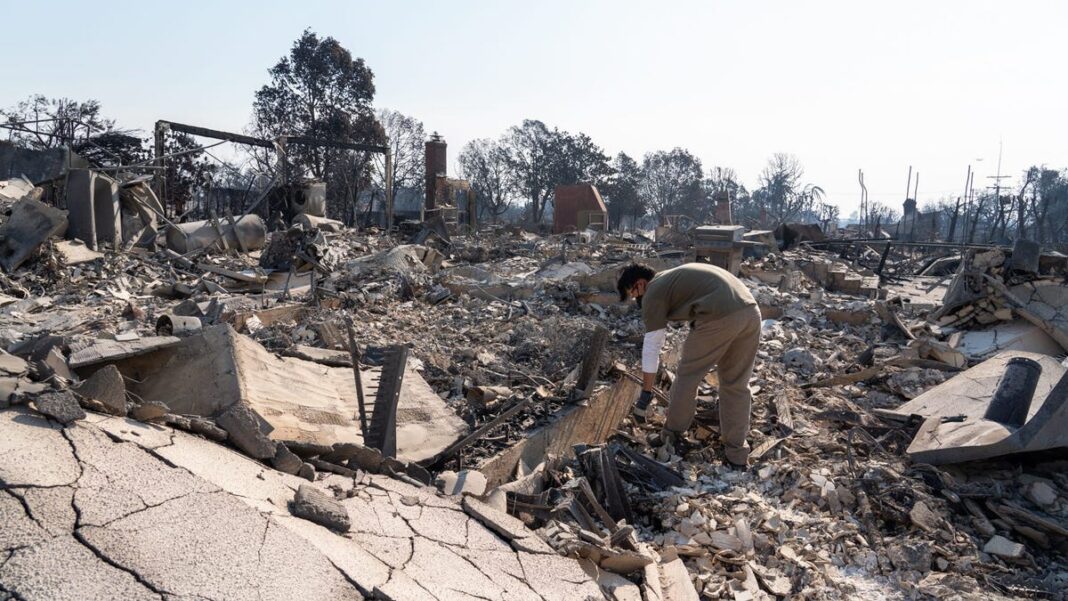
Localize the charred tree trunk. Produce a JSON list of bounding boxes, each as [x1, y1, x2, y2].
[[947, 197, 962, 242]]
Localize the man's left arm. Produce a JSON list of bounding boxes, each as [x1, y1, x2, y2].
[[640, 329, 666, 390]]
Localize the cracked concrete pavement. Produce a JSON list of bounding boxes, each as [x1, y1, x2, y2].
[[0, 407, 607, 600]]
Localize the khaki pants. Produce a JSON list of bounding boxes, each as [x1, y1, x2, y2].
[[664, 304, 761, 464]]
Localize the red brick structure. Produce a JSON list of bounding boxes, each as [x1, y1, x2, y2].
[[552, 184, 607, 234]]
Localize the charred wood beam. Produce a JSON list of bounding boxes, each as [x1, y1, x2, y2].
[[420, 396, 533, 469], [577, 446, 634, 526], [573, 325, 609, 401]]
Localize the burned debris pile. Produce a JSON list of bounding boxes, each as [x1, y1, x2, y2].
[[1, 171, 1068, 601]]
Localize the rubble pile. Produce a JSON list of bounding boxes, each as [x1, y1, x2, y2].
[[1, 173, 1067, 600]]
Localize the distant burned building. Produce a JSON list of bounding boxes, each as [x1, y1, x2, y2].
[[552, 184, 607, 234], [895, 198, 941, 241]]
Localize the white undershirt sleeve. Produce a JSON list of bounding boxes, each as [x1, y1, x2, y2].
[[641, 329, 666, 374]]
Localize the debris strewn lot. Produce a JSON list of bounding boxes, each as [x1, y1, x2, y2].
[[1, 174, 1067, 601]]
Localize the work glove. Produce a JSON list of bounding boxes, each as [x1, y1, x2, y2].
[[632, 390, 654, 422]]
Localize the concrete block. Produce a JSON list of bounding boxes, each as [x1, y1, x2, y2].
[[435, 469, 488, 496], [32, 390, 86, 425], [74, 364, 126, 416], [292, 484, 350, 532], [983, 535, 1025, 559], [272, 442, 303, 475], [94, 325, 467, 463], [216, 402, 276, 460]]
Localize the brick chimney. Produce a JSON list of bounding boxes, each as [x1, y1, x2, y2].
[[425, 132, 447, 211]]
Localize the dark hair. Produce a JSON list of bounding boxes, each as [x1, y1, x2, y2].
[[617, 263, 656, 301]]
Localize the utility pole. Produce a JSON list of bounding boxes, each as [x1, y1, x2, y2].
[[956, 164, 971, 244], [905, 166, 913, 203], [910, 171, 919, 240], [986, 140, 1010, 242], [858, 169, 868, 233]]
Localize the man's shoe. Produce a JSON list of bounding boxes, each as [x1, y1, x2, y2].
[[651, 430, 699, 456], [632, 390, 654, 423], [724, 447, 750, 470]]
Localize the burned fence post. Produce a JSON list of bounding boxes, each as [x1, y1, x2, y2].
[[573, 325, 609, 401], [346, 320, 368, 439], [578, 445, 634, 526], [366, 345, 408, 458]]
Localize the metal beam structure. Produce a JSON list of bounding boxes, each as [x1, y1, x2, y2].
[[155, 121, 274, 149], [153, 120, 393, 224]]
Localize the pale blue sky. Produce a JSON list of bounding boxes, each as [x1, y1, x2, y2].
[[2, 0, 1066, 214]]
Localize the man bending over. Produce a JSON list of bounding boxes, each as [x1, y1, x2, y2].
[[617, 262, 761, 467]]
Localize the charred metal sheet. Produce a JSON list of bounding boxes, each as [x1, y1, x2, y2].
[[906, 351, 1068, 464]]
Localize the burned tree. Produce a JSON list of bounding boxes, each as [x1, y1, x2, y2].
[[251, 29, 385, 220]]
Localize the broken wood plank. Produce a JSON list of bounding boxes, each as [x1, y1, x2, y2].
[[208, 212, 231, 252], [875, 301, 916, 340], [614, 367, 669, 403], [573, 477, 619, 534], [772, 392, 794, 432], [996, 502, 1068, 538], [749, 437, 785, 461], [804, 356, 963, 389], [422, 396, 533, 468], [804, 365, 884, 389]]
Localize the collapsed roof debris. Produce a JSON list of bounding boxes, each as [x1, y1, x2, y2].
[[1, 165, 1067, 601]]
